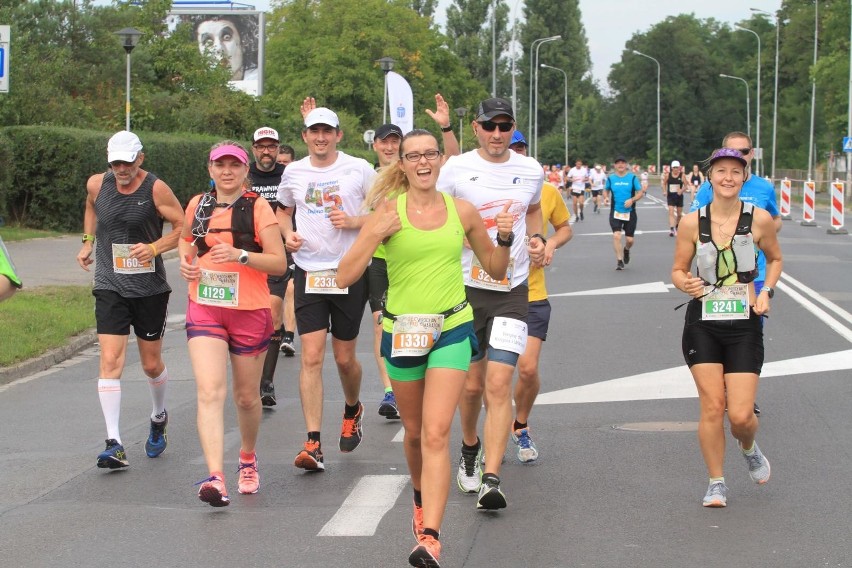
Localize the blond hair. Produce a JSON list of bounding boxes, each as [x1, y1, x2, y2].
[[365, 129, 436, 210]]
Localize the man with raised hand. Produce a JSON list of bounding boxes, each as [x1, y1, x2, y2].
[[276, 106, 376, 471], [76, 131, 184, 469], [437, 97, 545, 510]]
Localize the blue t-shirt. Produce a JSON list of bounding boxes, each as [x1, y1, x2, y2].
[[605, 173, 642, 215], [690, 175, 778, 282]]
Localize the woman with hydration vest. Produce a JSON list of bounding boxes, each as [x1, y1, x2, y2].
[[179, 141, 287, 507], [670, 147, 782, 508]]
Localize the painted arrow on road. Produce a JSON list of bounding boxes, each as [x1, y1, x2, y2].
[[550, 281, 672, 297]]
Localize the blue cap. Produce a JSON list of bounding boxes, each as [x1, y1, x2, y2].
[[510, 130, 527, 146]]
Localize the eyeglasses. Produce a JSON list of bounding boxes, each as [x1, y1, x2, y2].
[[477, 120, 514, 133], [403, 149, 442, 162], [253, 143, 280, 152], [734, 147, 752, 154]]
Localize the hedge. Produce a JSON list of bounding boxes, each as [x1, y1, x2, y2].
[[0, 126, 378, 231]]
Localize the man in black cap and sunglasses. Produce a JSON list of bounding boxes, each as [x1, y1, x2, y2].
[[437, 97, 545, 511]]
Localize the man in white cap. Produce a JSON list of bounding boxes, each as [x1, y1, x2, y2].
[[248, 126, 292, 407], [276, 105, 376, 471], [76, 131, 184, 470], [437, 97, 545, 511], [662, 159, 685, 236]]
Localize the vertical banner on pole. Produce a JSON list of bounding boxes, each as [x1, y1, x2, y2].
[[780, 177, 792, 219], [801, 180, 817, 226], [827, 179, 848, 234], [386, 71, 413, 135]]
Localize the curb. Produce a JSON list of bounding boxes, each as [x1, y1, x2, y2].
[[0, 329, 98, 386]]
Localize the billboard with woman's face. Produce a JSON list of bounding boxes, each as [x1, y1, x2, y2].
[[166, 10, 264, 96]]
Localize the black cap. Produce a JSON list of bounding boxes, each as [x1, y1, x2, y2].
[[375, 124, 403, 140], [475, 97, 515, 121], [614, 155, 628, 163]]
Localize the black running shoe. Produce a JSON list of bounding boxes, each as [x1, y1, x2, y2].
[[616, 260, 625, 271], [623, 247, 630, 265], [260, 383, 277, 407], [476, 473, 507, 510], [339, 403, 364, 452], [754, 402, 761, 416]]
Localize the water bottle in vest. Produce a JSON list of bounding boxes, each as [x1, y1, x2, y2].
[[696, 241, 717, 285], [731, 233, 756, 273]]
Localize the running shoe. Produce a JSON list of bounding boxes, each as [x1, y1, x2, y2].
[[412, 501, 424, 540], [294, 439, 325, 471], [339, 403, 364, 452], [477, 473, 507, 510], [408, 533, 441, 568], [623, 247, 630, 265], [378, 391, 401, 420], [145, 411, 168, 458], [593, 203, 599, 213], [579, 211, 584, 221], [97, 439, 129, 469], [456, 444, 483, 493], [260, 382, 277, 407], [669, 229, 675, 237], [739, 441, 771, 484], [511, 428, 539, 463], [280, 337, 296, 357], [702, 481, 728, 508], [238, 454, 259, 494], [754, 402, 761, 416], [616, 260, 625, 271], [197, 474, 230, 507]]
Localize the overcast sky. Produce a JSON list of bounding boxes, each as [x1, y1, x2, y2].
[[176, 0, 782, 86]]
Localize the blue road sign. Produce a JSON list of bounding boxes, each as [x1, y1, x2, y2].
[[844, 136, 852, 153]]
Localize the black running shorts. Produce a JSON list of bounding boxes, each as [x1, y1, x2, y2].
[[93, 289, 169, 340]]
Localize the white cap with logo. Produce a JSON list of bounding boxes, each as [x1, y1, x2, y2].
[[253, 127, 280, 142], [671, 160, 681, 168], [304, 107, 340, 128], [107, 131, 143, 163]]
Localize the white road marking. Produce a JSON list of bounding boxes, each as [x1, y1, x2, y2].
[[536, 349, 852, 405], [392, 427, 405, 442], [318, 475, 410, 536], [780, 272, 852, 328], [576, 229, 673, 237], [551, 281, 671, 297]]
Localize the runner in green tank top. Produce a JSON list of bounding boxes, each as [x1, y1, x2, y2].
[[338, 130, 513, 568]]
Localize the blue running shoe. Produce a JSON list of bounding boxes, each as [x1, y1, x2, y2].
[[97, 439, 129, 469], [511, 428, 539, 463], [145, 410, 168, 458], [378, 391, 400, 419]]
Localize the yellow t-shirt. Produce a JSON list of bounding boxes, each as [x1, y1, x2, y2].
[[528, 182, 570, 302]]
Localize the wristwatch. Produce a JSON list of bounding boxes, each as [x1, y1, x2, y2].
[[761, 286, 774, 299], [496, 231, 514, 247], [440, 125, 453, 133], [238, 250, 250, 265], [82, 233, 95, 243], [529, 233, 548, 246]]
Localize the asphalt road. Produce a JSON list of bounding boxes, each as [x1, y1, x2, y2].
[[1, 195, 851, 567]]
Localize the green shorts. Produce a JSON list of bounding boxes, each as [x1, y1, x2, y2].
[[384, 337, 473, 382]]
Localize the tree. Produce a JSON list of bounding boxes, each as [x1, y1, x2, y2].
[[445, 0, 511, 97]]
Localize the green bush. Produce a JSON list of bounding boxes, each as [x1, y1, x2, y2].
[[0, 130, 13, 223]]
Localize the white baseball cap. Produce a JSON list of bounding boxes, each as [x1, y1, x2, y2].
[[107, 131, 143, 163], [671, 160, 681, 168], [253, 127, 279, 142], [304, 107, 340, 128]]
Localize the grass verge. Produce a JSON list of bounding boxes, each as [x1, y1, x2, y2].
[[0, 226, 65, 242], [0, 285, 94, 367]]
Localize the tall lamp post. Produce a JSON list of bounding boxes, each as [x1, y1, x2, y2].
[[719, 74, 751, 138], [114, 27, 142, 132], [533, 36, 561, 158], [807, 1, 819, 181], [846, 0, 851, 201], [376, 56, 395, 125], [735, 24, 761, 176], [455, 107, 468, 150], [751, 7, 780, 182], [541, 63, 568, 166], [528, 35, 561, 145], [632, 50, 661, 176]]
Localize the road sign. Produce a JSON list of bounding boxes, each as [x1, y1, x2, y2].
[[0, 25, 9, 94], [843, 136, 852, 152]]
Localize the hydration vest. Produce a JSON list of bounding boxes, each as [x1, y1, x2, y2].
[[191, 191, 264, 257], [696, 202, 758, 286]]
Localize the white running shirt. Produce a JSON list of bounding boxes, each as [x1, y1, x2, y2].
[[276, 152, 376, 272], [567, 166, 588, 192], [589, 169, 607, 190], [437, 150, 543, 290]]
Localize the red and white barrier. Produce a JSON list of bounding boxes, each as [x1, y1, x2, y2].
[[779, 178, 792, 220], [802, 180, 817, 226], [828, 179, 848, 234]]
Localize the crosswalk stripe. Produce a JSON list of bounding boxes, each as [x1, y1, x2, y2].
[[318, 474, 410, 536]]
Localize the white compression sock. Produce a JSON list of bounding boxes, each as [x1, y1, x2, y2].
[[147, 367, 168, 421], [97, 378, 122, 443]]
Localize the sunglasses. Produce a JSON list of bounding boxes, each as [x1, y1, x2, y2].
[[735, 147, 752, 154], [477, 120, 514, 133]]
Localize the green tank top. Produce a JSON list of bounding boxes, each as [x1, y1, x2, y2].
[[382, 192, 473, 333], [716, 243, 739, 286]]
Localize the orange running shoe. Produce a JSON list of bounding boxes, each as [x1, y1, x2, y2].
[[294, 439, 325, 471], [197, 474, 230, 507], [408, 533, 441, 567], [411, 501, 424, 540], [339, 403, 364, 452], [237, 452, 259, 494]]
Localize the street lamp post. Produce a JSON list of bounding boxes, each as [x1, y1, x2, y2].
[[847, 0, 851, 200], [751, 7, 780, 182], [807, 1, 819, 181], [632, 50, 661, 176], [455, 107, 468, 150], [509, 0, 522, 111], [541, 63, 568, 166], [114, 27, 142, 131], [376, 56, 395, 125], [534, 36, 561, 158], [735, 24, 761, 176], [528, 35, 561, 147], [491, 0, 496, 97], [719, 74, 751, 138]]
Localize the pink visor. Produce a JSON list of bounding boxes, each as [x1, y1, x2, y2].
[[209, 145, 248, 165]]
